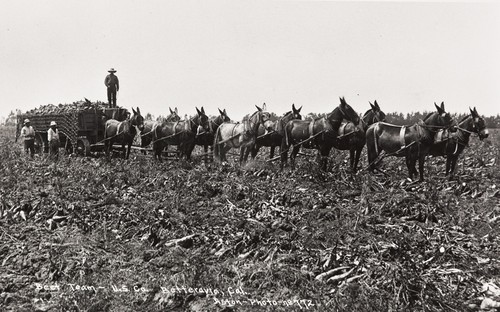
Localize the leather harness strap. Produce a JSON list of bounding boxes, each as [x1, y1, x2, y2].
[[117, 121, 123, 135], [339, 122, 348, 137], [435, 130, 443, 143], [399, 126, 406, 149], [173, 121, 179, 136], [373, 123, 379, 155], [308, 119, 316, 139]]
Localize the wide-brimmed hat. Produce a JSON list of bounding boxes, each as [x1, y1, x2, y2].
[[24, 119, 30, 124], [50, 121, 57, 126], [108, 68, 117, 73]]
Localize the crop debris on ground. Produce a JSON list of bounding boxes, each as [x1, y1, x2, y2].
[[0, 125, 499, 311]]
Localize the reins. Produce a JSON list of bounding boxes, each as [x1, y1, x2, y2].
[[151, 114, 208, 145], [269, 123, 355, 163], [217, 111, 263, 145], [97, 118, 139, 145], [141, 114, 180, 138], [267, 130, 326, 162], [364, 117, 446, 171], [151, 129, 187, 144], [455, 126, 476, 136], [257, 112, 296, 140]]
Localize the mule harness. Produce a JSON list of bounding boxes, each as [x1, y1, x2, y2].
[[216, 111, 263, 146], [150, 120, 192, 145]]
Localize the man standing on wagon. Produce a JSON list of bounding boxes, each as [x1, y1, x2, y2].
[[21, 119, 35, 158], [104, 68, 119, 108]]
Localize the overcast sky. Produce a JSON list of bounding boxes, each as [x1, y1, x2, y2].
[[1, 0, 499, 121]]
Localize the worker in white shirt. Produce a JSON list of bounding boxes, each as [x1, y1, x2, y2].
[[47, 121, 60, 161], [21, 119, 36, 158]]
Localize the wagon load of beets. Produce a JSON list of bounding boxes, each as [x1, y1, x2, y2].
[[23, 99, 109, 115], [15, 99, 123, 151]]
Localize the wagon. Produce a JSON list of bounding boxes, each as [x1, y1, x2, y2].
[[16, 100, 129, 156]]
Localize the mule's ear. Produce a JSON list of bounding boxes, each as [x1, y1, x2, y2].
[[297, 105, 302, 112], [370, 102, 375, 110], [471, 107, 479, 117], [374, 100, 380, 109], [136, 107, 141, 115], [440, 102, 445, 111], [175, 107, 178, 114], [292, 103, 297, 112], [262, 103, 267, 111], [340, 97, 346, 106], [219, 108, 224, 115], [132, 107, 137, 115], [195, 107, 201, 115], [201, 107, 205, 114], [170, 107, 174, 114], [223, 108, 226, 114], [255, 105, 262, 112], [434, 102, 442, 114]]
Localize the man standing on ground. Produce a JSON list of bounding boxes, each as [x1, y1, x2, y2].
[[21, 119, 35, 158], [47, 121, 60, 161], [104, 68, 119, 108]]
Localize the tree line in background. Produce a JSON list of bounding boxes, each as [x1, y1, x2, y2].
[[303, 111, 500, 128], [383, 111, 500, 128], [2, 109, 500, 128]]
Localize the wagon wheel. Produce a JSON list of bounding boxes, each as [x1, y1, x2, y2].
[[76, 138, 91, 156], [59, 132, 74, 155], [34, 133, 47, 154]]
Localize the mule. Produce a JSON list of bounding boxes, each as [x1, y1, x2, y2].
[[366, 102, 455, 181], [250, 104, 302, 160], [152, 107, 209, 162], [195, 108, 230, 163], [140, 107, 180, 154], [280, 97, 361, 171], [214, 104, 270, 165], [429, 107, 489, 179], [104, 107, 145, 159], [334, 101, 386, 173]]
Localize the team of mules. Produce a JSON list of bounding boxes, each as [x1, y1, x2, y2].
[[140, 107, 180, 154], [251, 104, 303, 161], [102, 100, 489, 181], [152, 107, 209, 162], [280, 97, 361, 171], [429, 107, 488, 179], [330, 100, 386, 173], [104, 107, 145, 159], [195, 108, 231, 163], [366, 102, 456, 181], [213, 104, 271, 165]]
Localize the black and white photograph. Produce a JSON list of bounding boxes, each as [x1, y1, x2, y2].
[[0, 0, 499, 311]]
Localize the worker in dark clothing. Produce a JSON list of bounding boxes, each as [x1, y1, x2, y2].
[[104, 68, 119, 108]]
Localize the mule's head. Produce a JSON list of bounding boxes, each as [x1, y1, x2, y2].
[[218, 108, 231, 123], [426, 102, 455, 130], [367, 100, 386, 123], [131, 107, 145, 131], [291, 103, 303, 121], [195, 107, 210, 135], [328, 97, 360, 126], [255, 103, 271, 127], [167, 107, 181, 122], [470, 107, 489, 140]]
